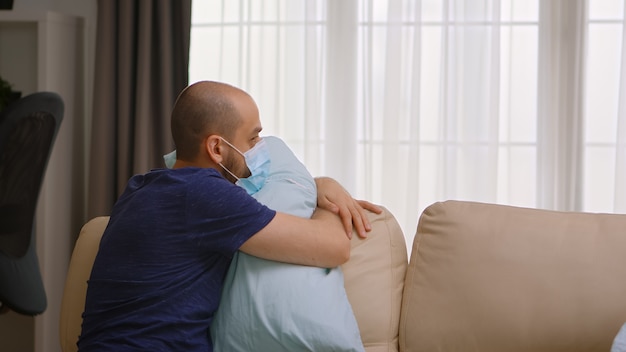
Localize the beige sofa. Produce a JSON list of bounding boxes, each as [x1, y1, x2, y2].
[[60, 200, 626, 352]]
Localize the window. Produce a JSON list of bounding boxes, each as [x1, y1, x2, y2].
[[190, 0, 626, 245]]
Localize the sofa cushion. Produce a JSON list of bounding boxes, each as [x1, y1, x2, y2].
[[343, 206, 408, 352], [399, 200, 626, 352]]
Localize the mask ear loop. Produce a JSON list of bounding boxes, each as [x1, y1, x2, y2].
[[217, 137, 243, 181], [219, 137, 245, 156], [219, 162, 240, 181]]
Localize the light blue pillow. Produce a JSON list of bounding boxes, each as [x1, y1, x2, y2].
[[210, 136, 364, 352], [613, 322, 626, 352]]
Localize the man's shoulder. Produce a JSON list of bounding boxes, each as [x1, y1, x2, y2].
[[137, 167, 225, 186], [157, 166, 223, 178], [120, 167, 232, 204], [162, 167, 260, 210]]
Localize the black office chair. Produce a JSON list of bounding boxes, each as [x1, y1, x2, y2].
[[0, 92, 64, 315]]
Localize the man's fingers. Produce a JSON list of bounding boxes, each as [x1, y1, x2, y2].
[[317, 191, 379, 239], [338, 201, 372, 239], [356, 204, 371, 233], [357, 200, 382, 214], [350, 205, 368, 238], [337, 205, 353, 239], [319, 197, 339, 214]]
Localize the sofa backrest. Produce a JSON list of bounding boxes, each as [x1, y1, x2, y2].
[[343, 207, 408, 352], [61, 209, 409, 352], [399, 200, 626, 352]]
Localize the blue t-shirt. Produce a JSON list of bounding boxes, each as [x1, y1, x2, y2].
[[78, 167, 276, 351]]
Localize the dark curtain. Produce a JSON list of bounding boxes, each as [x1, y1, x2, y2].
[[88, 0, 192, 218]]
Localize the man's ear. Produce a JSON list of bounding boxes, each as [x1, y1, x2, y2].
[[205, 135, 224, 164]]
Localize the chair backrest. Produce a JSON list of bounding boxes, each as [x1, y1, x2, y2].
[[0, 92, 64, 315], [59, 216, 109, 352]]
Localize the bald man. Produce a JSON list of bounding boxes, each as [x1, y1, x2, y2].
[[78, 81, 379, 351]]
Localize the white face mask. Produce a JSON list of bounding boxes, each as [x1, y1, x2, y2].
[[163, 150, 177, 169], [219, 137, 270, 195]]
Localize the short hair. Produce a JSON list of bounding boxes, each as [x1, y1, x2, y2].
[[170, 81, 245, 161]]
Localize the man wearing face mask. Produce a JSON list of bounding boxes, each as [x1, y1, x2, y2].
[[78, 81, 380, 352]]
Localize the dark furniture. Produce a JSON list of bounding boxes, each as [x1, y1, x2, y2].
[[0, 92, 64, 315]]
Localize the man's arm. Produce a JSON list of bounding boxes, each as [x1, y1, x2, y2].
[[239, 207, 349, 268]]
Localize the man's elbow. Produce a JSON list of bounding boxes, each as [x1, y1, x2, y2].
[[326, 241, 351, 267], [338, 244, 351, 265]]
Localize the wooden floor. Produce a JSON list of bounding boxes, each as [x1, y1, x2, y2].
[[0, 309, 33, 352]]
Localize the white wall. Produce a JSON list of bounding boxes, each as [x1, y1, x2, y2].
[[16, 0, 97, 104]]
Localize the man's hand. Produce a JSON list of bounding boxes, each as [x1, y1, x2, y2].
[[314, 177, 383, 239]]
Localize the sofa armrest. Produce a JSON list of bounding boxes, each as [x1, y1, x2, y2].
[[342, 206, 408, 352], [59, 216, 110, 352]]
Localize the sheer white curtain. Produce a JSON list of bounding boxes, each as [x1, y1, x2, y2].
[[356, 0, 530, 241], [618, 0, 626, 213], [189, 0, 626, 246], [585, 0, 626, 214], [537, 0, 586, 211]]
